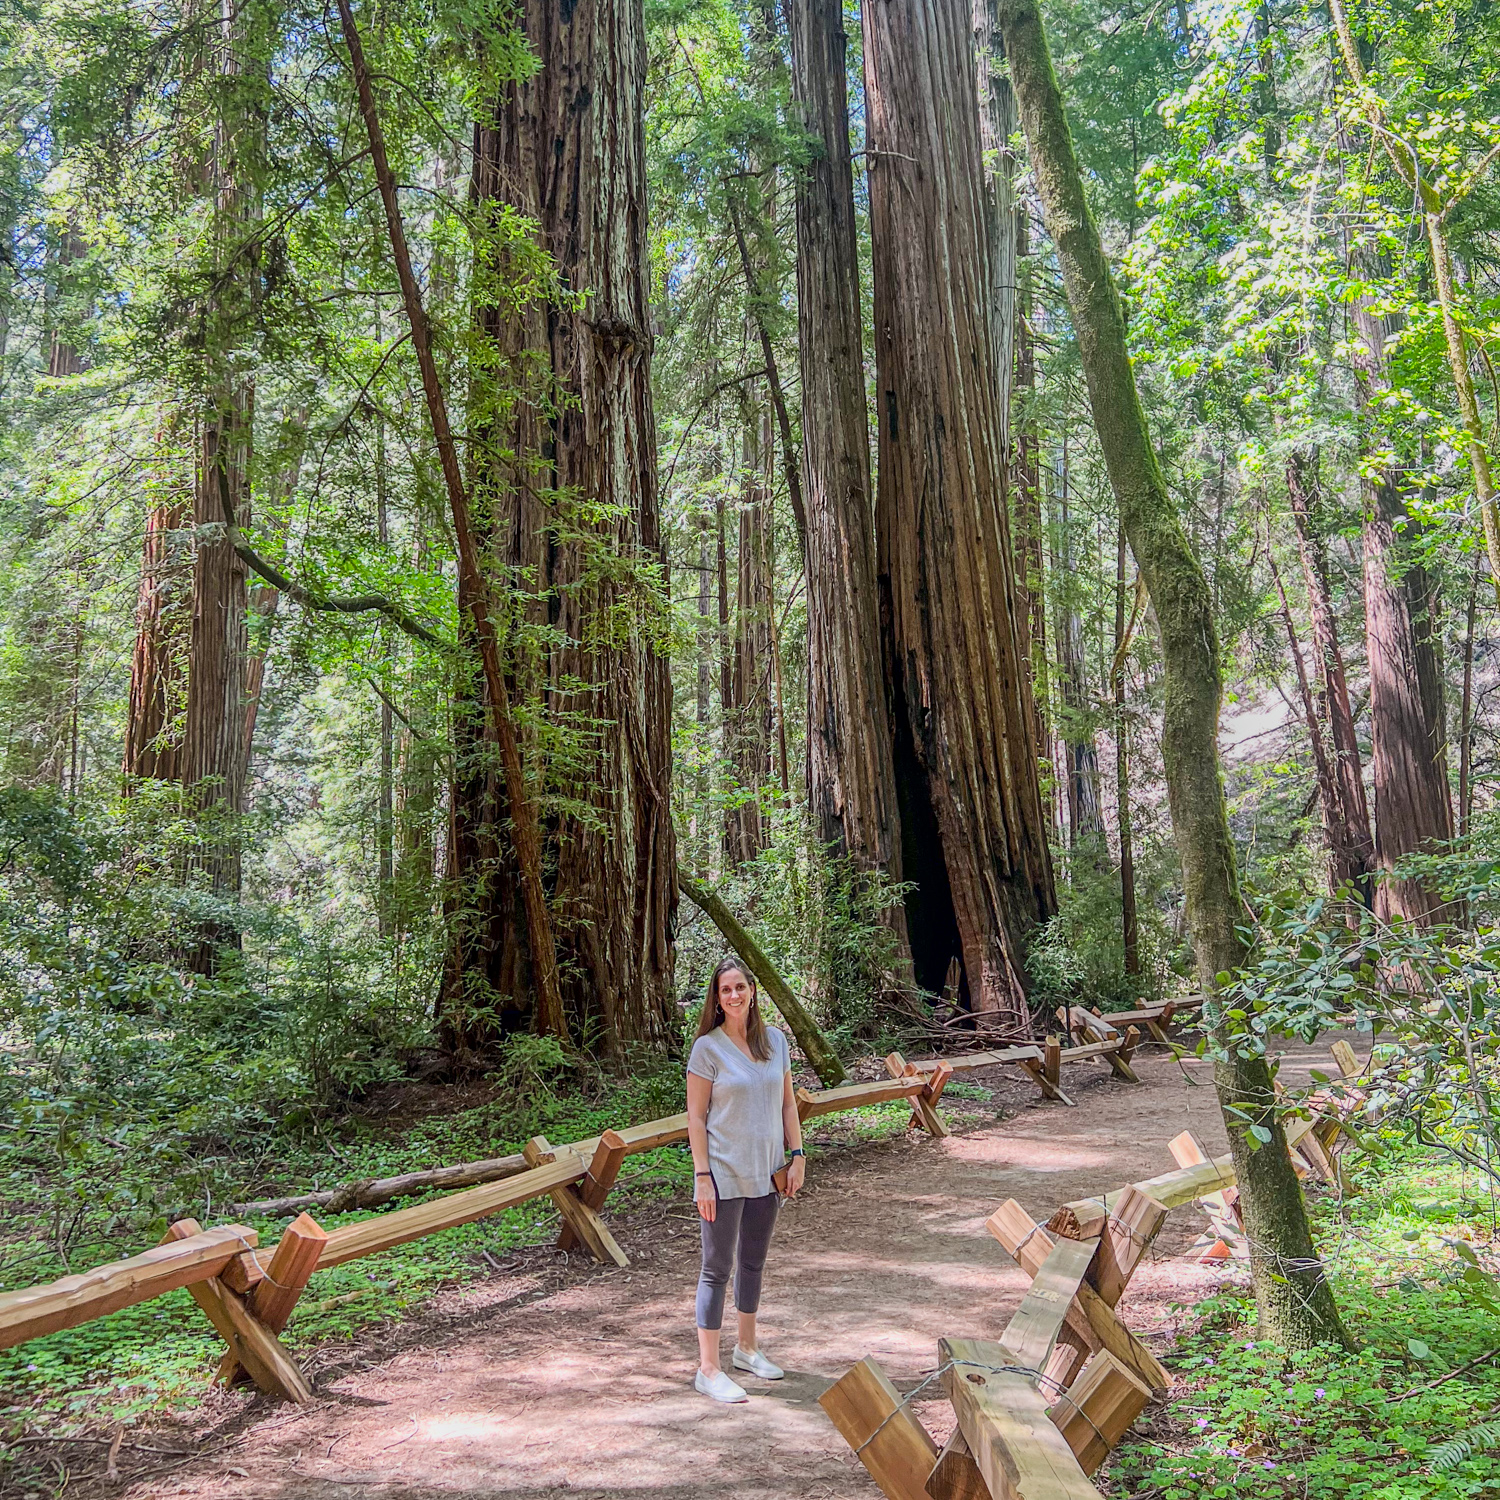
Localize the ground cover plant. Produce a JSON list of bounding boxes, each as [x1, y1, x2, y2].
[[1112, 1147, 1500, 1499]]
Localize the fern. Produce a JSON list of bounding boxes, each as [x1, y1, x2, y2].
[[1428, 1419, 1500, 1471]]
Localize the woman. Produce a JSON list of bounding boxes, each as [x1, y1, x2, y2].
[[686, 956, 806, 1403]]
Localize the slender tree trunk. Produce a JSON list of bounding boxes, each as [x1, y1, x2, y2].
[[1113, 524, 1139, 976], [1286, 450, 1373, 904], [791, 0, 913, 972], [1268, 543, 1352, 890], [376, 435, 394, 935], [1460, 553, 1479, 837], [726, 205, 808, 556], [999, 0, 1350, 1351], [1011, 210, 1052, 819], [862, 0, 1056, 1029], [1057, 436, 1104, 851], [696, 516, 712, 726], [459, 0, 676, 1053], [726, 410, 773, 867]]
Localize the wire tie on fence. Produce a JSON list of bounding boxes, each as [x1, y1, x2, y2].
[[224, 1232, 293, 1292], [850, 1358, 1044, 1457], [1045, 1378, 1115, 1450], [1014, 1220, 1049, 1257]]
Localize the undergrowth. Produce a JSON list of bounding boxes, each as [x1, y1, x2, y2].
[[1110, 1147, 1500, 1499]]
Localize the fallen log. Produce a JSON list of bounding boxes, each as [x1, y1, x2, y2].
[[232, 1153, 530, 1219]]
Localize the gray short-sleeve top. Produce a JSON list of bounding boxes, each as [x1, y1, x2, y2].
[[686, 1025, 791, 1200]]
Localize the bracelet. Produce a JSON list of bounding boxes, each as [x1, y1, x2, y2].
[[695, 1171, 712, 1177]]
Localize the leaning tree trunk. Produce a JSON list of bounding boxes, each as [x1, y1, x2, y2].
[[1286, 450, 1373, 905], [791, 0, 912, 972], [459, 0, 677, 1056], [999, 0, 1350, 1351], [862, 0, 1056, 1030]]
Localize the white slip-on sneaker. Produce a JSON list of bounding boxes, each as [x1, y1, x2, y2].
[[695, 1368, 749, 1403], [732, 1346, 784, 1380]]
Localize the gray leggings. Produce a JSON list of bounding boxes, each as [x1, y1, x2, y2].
[[696, 1191, 780, 1330]]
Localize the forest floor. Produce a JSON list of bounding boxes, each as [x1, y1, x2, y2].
[[45, 1037, 1358, 1500]]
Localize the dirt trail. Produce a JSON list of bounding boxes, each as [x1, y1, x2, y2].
[[99, 1040, 1351, 1500]]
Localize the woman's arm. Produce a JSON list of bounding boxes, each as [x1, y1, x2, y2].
[[781, 1070, 805, 1195], [687, 1071, 717, 1221]]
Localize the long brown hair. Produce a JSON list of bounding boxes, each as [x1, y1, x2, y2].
[[695, 956, 772, 1061]]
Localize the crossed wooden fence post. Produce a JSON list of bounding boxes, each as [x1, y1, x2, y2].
[[819, 1041, 1364, 1500]]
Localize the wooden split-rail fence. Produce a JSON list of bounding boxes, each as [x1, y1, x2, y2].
[[0, 999, 1198, 1408], [819, 1040, 1367, 1500]]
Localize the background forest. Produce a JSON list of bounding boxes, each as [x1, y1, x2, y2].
[[2, 0, 1499, 1281]]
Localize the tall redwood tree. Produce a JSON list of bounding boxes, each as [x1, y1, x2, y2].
[[446, 0, 677, 1055], [862, 0, 1055, 1028], [792, 0, 911, 969]]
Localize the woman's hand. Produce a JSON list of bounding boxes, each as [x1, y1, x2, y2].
[[785, 1156, 806, 1197], [695, 1175, 717, 1222]]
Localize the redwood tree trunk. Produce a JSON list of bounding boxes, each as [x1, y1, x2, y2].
[[1285, 450, 1374, 903], [124, 420, 192, 784], [1349, 255, 1453, 923], [456, 0, 677, 1055], [182, 393, 252, 908], [791, 0, 911, 966], [863, 0, 1056, 1029]]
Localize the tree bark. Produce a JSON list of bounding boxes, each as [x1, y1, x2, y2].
[[1267, 542, 1352, 890], [1113, 525, 1139, 976], [457, 0, 677, 1054], [791, 0, 911, 971], [726, 409, 774, 867], [337, 0, 569, 1046], [1286, 450, 1373, 904], [726, 204, 808, 556], [125, 418, 193, 784], [1011, 210, 1052, 817], [1346, 246, 1454, 923], [862, 0, 1056, 1029], [1056, 435, 1104, 850], [999, 0, 1350, 1351], [1460, 553, 1479, 837]]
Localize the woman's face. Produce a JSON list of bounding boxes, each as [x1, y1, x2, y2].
[[717, 967, 754, 1021]]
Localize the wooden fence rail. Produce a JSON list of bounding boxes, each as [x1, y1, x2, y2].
[[0, 1015, 1204, 1407], [819, 1039, 1366, 1500]]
